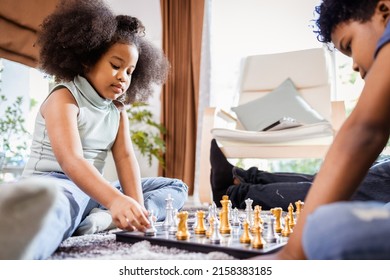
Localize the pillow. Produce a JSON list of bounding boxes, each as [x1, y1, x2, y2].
[[231, 78, 325, 131]]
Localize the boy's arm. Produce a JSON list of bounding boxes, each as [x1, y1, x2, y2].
[[271, 44, 390, 260]]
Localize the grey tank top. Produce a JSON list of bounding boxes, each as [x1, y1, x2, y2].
[[22, 75, 120, 177]]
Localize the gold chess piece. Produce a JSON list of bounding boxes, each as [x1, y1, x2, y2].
[[251, 225, 264, 249], [295, 200, 304, 220], [251, 205, 262, 233], [288, 203, 296, 229], [194, 210, 206, 235], [239, 220, 252, 244], [219, 195, 231, 234], [270, 207, 282, 233], [281, 215, 293, 237], [206, 216, 215, 238], [176, 211, 191, 240]]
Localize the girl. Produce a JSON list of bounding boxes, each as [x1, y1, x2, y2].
[[0, 0, 187, 259]]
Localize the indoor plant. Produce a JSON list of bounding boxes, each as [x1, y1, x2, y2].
[[127, 101, 166, 168]]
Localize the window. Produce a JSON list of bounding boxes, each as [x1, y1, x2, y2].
[[207, 0, 369, 173], [0, 58, 49, 181]]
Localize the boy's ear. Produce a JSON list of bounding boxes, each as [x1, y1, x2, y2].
[[378, 1, 390, 19]]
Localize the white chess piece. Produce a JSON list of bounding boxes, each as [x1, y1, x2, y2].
[[145, 210, 157, 236], [162, 193, 174, 231]]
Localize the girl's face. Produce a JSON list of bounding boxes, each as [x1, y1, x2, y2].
[[85, 43, 139, 100]]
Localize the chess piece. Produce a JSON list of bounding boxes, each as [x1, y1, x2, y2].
[[288, 203, 296, 229], [239, 220, 252, 244], [210, 217, 222, 244], [194, 210, 206, 235], [255, 205, 263, 224], [207, 202, 219, 224], [295, 200, 304, 220], [219, 195, 231, 234], [263, 215, 278, 243], [231, 207, 240, 227], [270, 207, 282, 233], [281, 215, 293, 237], [251, 205, 262, 233], [244, 198, 253, 226], [251, 225, 264, 249], [228, 200, 233, 221], [144, 211, 157, 236], [206, 216, 215, 238], [162, 194, 174, 231], [168, 209, 178, 235], [176, 211, 191, 240]]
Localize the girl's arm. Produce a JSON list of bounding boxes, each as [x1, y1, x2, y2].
[[41, 88, 149, 231], [111, 109, 145, 206], [274, 43, 390, 259]]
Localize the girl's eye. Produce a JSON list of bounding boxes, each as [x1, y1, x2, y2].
[[346, 43, 351, 52], [111, 63, 120, 70]]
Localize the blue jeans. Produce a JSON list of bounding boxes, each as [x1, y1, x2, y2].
[[303, 201, 390, 259], [28, 172, 188, 259]]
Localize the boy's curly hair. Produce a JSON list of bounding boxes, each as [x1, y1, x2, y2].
[[314, 0, 380, 44], [37, 0, 169, 104]]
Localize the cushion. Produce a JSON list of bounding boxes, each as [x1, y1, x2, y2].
[[231, 78, 325, 131], [211, 122, 334, 144]]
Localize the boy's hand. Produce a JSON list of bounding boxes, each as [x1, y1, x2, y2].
[[109, 195, 150, 232]]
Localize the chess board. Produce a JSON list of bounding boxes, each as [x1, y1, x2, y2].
[[115, 210, 288, 259]]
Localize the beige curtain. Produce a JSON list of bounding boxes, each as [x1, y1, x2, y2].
[[160, 0, 205, 195], [0, 0, 58, 67]]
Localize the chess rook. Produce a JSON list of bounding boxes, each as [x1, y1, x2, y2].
[[176, 211, 191, 240]]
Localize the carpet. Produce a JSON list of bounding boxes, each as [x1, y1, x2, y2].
[[49, 229, 236, 260]]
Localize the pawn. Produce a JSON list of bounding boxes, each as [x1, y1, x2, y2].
[[239, 220, 252, 244], [144, 211, 157, 236], [251, 225, 264, 249], [176, 211, 191, 240], [194, 210, 206, 235]]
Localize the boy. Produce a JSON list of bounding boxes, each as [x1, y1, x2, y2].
[[262, 0, 390, 259]]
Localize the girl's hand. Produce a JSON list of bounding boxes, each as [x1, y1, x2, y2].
[[109, 194, 150, 232]]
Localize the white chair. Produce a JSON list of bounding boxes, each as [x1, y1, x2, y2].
[[198, 48, 346, 204]]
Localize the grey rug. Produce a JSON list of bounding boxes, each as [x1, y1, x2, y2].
[[49, 229, 236, 260]]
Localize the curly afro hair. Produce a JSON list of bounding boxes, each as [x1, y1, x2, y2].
[[314, 0, 379, 44], [37, 0, 170, 104]]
